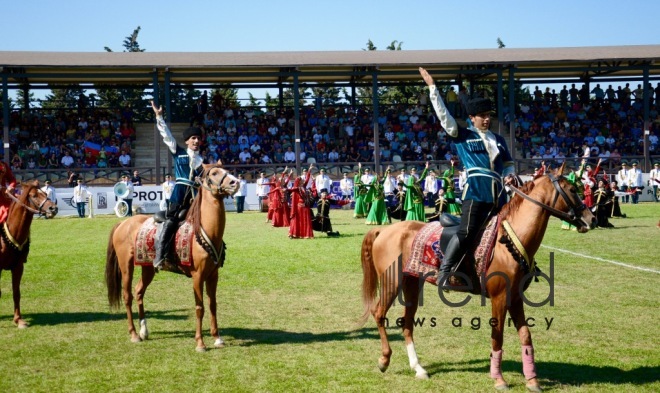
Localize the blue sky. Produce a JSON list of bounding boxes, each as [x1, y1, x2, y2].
[[3, 1, 658, 100]]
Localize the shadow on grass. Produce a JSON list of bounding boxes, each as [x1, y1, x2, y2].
[[192, 326, 401, 346], [18, 308, 189, 326], [424, 358, 659, 387]]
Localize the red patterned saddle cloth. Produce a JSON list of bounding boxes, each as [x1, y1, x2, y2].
[[135, 217, 194, 266], [403, 215, 500, 287]]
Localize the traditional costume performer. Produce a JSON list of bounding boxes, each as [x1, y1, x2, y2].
[[365, 170, 390, 225], [288, 169, 314, 239], [0, 161, 17, 224], [561, 160, 586, 230], [312, 191, 339, 236], [440, 163, 461, 216], [404, 163, 429, 222], [353, 165, 368, 218]]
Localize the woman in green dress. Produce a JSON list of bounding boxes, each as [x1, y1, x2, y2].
[[365, 166, 392, 225], [353, 163, 368, 218], [441, 160, 461, 216], [404, 162, 429, 222]]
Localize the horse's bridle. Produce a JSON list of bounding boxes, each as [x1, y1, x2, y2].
[[199, 167, 231, 196], [4, 188, 50, 216], [507, 173, 588, 226]]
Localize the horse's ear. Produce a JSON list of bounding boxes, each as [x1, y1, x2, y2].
[[31, 179, 40, 187], [557, 161, 566, 176], [216, 159, 223, 166]]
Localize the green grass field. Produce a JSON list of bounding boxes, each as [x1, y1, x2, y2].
[[1, 203, 659, 392]]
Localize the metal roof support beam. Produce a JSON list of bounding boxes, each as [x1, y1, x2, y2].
[[496, 68, 504, 134], [643, 64, 650, 171], [2, 73, 8, 164], [293, 73, 301, 175], [508, 67, 516, 162], [372, 71, 380, 173]]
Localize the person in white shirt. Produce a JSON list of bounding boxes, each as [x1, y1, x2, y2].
[[382, 169, 397, 206], [119, 173, 135, 216], [72, 179, 89, 218], [161, 173, 175, 210], [314, 168, 333, 194], [396, 168, 410, 189], [61, 151, 74, 168], [424, 170, 439, 207], [234, 173, 248, 213], [284, 147, 296, 163], [616, 162, 630, 203], [339, 172, 354, 201], [626, 161, 644, 204], [255, 172, 270, 207], [40, 180, 57, 204], [118, 151, 131, 168], [649, 162, 660, 202], [360, 167, 375, 190]]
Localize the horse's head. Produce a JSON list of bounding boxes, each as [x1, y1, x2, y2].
[[199, 163, 240, 198], [20, 181, 58, 219], [540, 163, 596, 232]]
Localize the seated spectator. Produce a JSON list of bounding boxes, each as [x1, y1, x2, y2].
[[118, 150, 131, 168], [61, 151, 74, 168]]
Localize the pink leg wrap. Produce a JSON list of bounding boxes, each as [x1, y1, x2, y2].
[[490, 349, 503, 379], [522, 345, 537, 380]]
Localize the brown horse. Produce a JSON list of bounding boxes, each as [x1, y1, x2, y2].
[[105, 164, 239, 351], [359, 164, 596, 391], [1, 182, 58, 328]]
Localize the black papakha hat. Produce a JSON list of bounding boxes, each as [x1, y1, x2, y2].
[[466, 98, 493, 116], [183, 127, 203, 141]]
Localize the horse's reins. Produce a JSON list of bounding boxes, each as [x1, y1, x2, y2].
[[4, 189, 49, 215], [199, 168, 231, 196], [506, 173, 588, 226]]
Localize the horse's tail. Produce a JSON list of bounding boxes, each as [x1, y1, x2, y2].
[[359, 227, 381, 327], [105, 223, 122, 309]]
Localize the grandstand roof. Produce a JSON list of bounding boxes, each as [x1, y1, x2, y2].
[[1, 45, 660, 86]]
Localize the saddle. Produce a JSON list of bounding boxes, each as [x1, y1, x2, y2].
[[403, 214, 500, 294], [135, 217, 194, 268]]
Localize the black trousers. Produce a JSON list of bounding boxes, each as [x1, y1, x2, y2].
[[443, 199, 496, 267]]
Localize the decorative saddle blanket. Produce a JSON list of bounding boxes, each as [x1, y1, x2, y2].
[[403, 215, 500, 288], [135, 217, 194, 266]]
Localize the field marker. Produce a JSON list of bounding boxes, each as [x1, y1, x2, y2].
[[541, 245, 660, 274]]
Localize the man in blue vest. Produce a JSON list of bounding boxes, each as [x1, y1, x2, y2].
[[151, 101, 205, 271], [420, 68, 517, 289]]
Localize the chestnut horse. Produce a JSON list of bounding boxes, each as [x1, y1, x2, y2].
[[1, 182, 58, 328], [359, 164, 596, 391], [105, 164, 238, 351]]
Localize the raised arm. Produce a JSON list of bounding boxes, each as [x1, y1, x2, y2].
[[419, 67, 459, 137], [151, 100, 177, 154]]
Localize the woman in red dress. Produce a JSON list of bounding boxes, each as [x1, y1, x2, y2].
[[288, 165, 314, 239], [266, 168, 291, 228], [582, 158, 602, 208]]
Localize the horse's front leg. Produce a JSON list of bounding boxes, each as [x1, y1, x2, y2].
[[509, 297, 541, 392], [121, 264, 140, 343], [192, 273, 206, 352], [11, 262, 28, 329], [205, 268, 224, 348], [490, 292, 509, 390], [135, 268, 155, 340]]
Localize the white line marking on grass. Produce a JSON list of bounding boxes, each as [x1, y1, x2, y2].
[[541, 245, 660, 274]]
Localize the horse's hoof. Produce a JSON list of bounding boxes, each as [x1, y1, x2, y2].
[[214, 338, 225, 348], [130, 336, 142, 343], [526, 384, 542, 392], [377, 361, 389, 373], [494, 382, 510, 391], [196, 346, 207, 353], [415, 371, 429, 380], [16, 320, 29, 329]]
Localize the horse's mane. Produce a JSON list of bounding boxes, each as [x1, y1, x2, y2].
[[187, 189, 203, 235], [498, 180, 536, 220]]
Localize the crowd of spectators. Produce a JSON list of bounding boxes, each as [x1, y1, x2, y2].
[[3, 105, 136, 175], [3, 81, 660, 180]]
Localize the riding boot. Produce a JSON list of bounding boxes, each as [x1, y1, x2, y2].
[[437, 236, 463, 289], [153, 219, 178, 271]]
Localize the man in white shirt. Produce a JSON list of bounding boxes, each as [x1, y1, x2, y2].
[[40, 180, 57, 204], [234, 173, 247, 213], [119, 173, 135, 216], [61, 151, 74, 168], [239, 148, 252, 163], [314, 168, 332, 194], [649, 162, 660, 202], [616, 162, 630, 203], [424, 170, 439, 206], [360, 167, 375, 190], [255, 172, 270, 207], [118, 150, 131, 168], [626, 161, 644, 204], [339, 172, 354, 201], [161, 173, 175, 210], [382, 169, 397, 206], [72, 179, 89, 218], [396, 168, 409, 189], [284, 147, 296, 163]]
